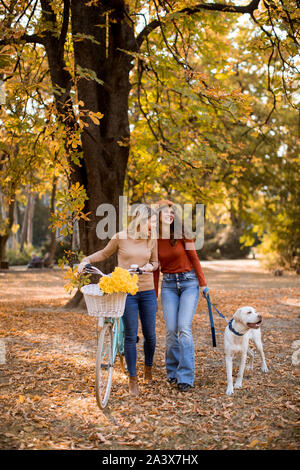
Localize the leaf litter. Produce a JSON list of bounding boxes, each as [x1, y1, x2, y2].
[[0, 266, 299, 450]]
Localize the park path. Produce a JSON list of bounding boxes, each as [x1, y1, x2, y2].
[[0, 260, 299, 450]]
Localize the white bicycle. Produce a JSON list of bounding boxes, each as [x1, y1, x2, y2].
[[80, 264, 151, 409]]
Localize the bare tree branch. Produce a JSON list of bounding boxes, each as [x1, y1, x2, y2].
[[136, 0, 261, 48], [0, 33, 44, 46], [58, 0, 70, 61]]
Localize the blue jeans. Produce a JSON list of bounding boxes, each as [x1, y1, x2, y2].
[[122, 289, 157, 377], [161, 270, 199, 386]]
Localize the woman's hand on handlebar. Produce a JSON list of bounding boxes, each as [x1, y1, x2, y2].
[[129, 264, 152, 274], [77, 261, 90, 274], [140, 263, 154, 272], [77, 262, 153, 276]]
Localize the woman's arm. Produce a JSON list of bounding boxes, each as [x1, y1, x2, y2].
[[141, 239, 159, 272], [184, 239, 207, 287], [149, 239, 159, 271], [77, 234, 119, 272]]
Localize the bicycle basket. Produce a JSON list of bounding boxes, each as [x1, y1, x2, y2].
[[80, 284, 127, 317]]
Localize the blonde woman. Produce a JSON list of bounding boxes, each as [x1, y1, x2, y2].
[[78, 205, 158, 396]]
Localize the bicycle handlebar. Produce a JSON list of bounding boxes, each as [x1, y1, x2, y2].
[[82, 263, 152, 276]]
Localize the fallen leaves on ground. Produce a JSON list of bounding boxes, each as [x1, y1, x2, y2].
[[0, 266, 299, 450]]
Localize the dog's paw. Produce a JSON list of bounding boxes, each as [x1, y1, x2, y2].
[[234, 380, 242, 389], [261, 364, 269, 373], [226, 386, 234, 396]]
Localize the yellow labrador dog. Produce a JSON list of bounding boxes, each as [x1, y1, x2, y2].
[[224, 306, 268, 395]]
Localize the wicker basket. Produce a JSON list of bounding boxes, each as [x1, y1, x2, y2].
[[81, 284, 127, 317]]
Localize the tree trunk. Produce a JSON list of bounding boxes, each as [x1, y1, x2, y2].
[[62, 1, 135, 309], [44, 178, 57, 267], [0, 198, 15, 264], [11, 201, 18, 250], [70, 0, 135, 271], [26, 194, 35, 246], [41, 0, 135, 268], [0, 236, 8, 264], [20, 196, 29, 250], [20, 193, 35, 249]]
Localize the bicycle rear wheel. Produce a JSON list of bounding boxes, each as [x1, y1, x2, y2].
[[95, 321, 114, 409]]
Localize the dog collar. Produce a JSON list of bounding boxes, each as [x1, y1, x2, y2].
[[228, 319, 244, 336]]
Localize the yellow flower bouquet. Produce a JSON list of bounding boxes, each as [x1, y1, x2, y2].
[[99, 267, 138, 296]]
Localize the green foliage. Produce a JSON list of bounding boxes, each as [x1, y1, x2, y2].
[[6, 243, 41, 266], [127, 10, 252, 204], [32, 196, 52, 247], [126, 3, 299, 269]]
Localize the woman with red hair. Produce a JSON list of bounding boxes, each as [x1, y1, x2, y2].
[[154, 200, 207, 392]]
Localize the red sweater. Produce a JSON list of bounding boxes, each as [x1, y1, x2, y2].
[[153, 238, 206, 296]]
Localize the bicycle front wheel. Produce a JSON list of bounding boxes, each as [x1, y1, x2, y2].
[[95, 321, 114, 409]]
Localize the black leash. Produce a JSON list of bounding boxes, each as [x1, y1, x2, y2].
[[203, 287, 228, 347]]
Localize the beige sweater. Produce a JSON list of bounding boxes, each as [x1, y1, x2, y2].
[[82, 231, 158, 292]]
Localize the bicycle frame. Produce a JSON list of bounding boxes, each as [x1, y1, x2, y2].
[[82, 263, 151, 408], [111, 316, 125, 363]]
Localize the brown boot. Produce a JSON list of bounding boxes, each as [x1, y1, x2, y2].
[[144, 365, 152, 382], [129, 376, 139, 396]]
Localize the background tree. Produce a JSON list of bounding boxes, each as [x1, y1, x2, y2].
[[126, 2, 299, 263], [0, 0, 298, 282], [0, 39, 69, 265]]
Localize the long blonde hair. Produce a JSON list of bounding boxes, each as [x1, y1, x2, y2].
[[128, 204, 157, 242]]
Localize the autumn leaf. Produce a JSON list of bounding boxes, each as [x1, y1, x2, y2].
[[249, 439, 260, 448]]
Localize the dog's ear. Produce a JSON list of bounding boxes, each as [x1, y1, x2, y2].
[[233, 308, 243, 322]]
